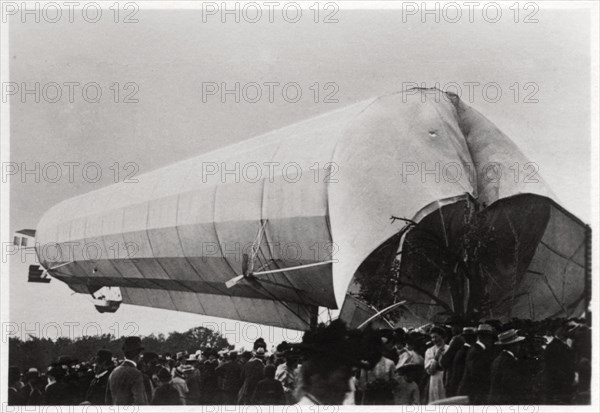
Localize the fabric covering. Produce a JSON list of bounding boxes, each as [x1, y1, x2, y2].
[[34, 88, 588, 330], [389, 194, 587, 323], [338, 292, 392, 330]]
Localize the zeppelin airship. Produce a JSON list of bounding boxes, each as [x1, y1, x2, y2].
[[20, 88, 590, 331]]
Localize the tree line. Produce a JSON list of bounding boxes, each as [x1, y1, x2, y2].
[[9, 326, 232, 371]]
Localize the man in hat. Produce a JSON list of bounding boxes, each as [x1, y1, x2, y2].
[[488, 329, 526, 404], [446, 327, 476, 397], [137, 352, 157, 403], [274, 342, 290, 366], [75, 362, 95, 402], [107, 336, 148, 405], [198, 349, 219, 404], [216, 351, 243, 404], [254, 338, 267, 351], [45, 363, 75, 405], [239, 350, 253, 366], [238, 347, 267, 404], [295, 320, 366, 406], [358, 331, 396, 405], [140, 352, 159, 382], [55, 356, 83, 401], [542, 321, 576, 404], [85, 349, 114, 405], [440, 319, 465, 397], [21, 368, 43, 405], [457, 323, 497, 404], [8, 366, 26, 405], [185, 353, 202, 405]]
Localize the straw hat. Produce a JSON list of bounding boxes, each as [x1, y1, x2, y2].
[[476, 324, 495, 335], [495, 329, 525, 346]]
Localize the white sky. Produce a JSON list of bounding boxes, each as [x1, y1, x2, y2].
[[3, 4, 595, 349]]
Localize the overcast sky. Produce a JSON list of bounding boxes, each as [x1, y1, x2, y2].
[[5, 5, 593, 348]]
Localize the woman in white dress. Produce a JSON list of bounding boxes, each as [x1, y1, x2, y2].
[[424, 326, 448, 403]]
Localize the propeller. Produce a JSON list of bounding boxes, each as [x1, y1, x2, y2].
[[225, 258, 335, 289], [224, 220, 334, 289]]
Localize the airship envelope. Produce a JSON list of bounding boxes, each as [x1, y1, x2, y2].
[[33, 89, 589, 330]]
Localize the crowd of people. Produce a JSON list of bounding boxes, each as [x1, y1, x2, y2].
[[7, 316, 591, 406]]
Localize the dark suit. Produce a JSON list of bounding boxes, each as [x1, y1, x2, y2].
[[21, 383, 44, 405], [446, 343, 470, 397], [489, 350, 523, 404], [186, 369, 202, 405], [199, 359, 219, 404], [542, 338, 575, 404], [152, 383, 181, 405], [8, 387, 26, 405], [440, 334, 465, 397], [251, 378, 285, 404], [44, 381, 76, 405], [457, 342, 495, 404], [216, 360, 243, 404], [106, 360, 148, 405], [238, 358, 265, 404], [142, 373, 154, 404], [85, 370, 111, 405]]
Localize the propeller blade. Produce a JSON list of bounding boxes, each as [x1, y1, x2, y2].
[[225, 274, 246, 289], [253, 260, 334, 276], [357, 300, 407, 330]]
